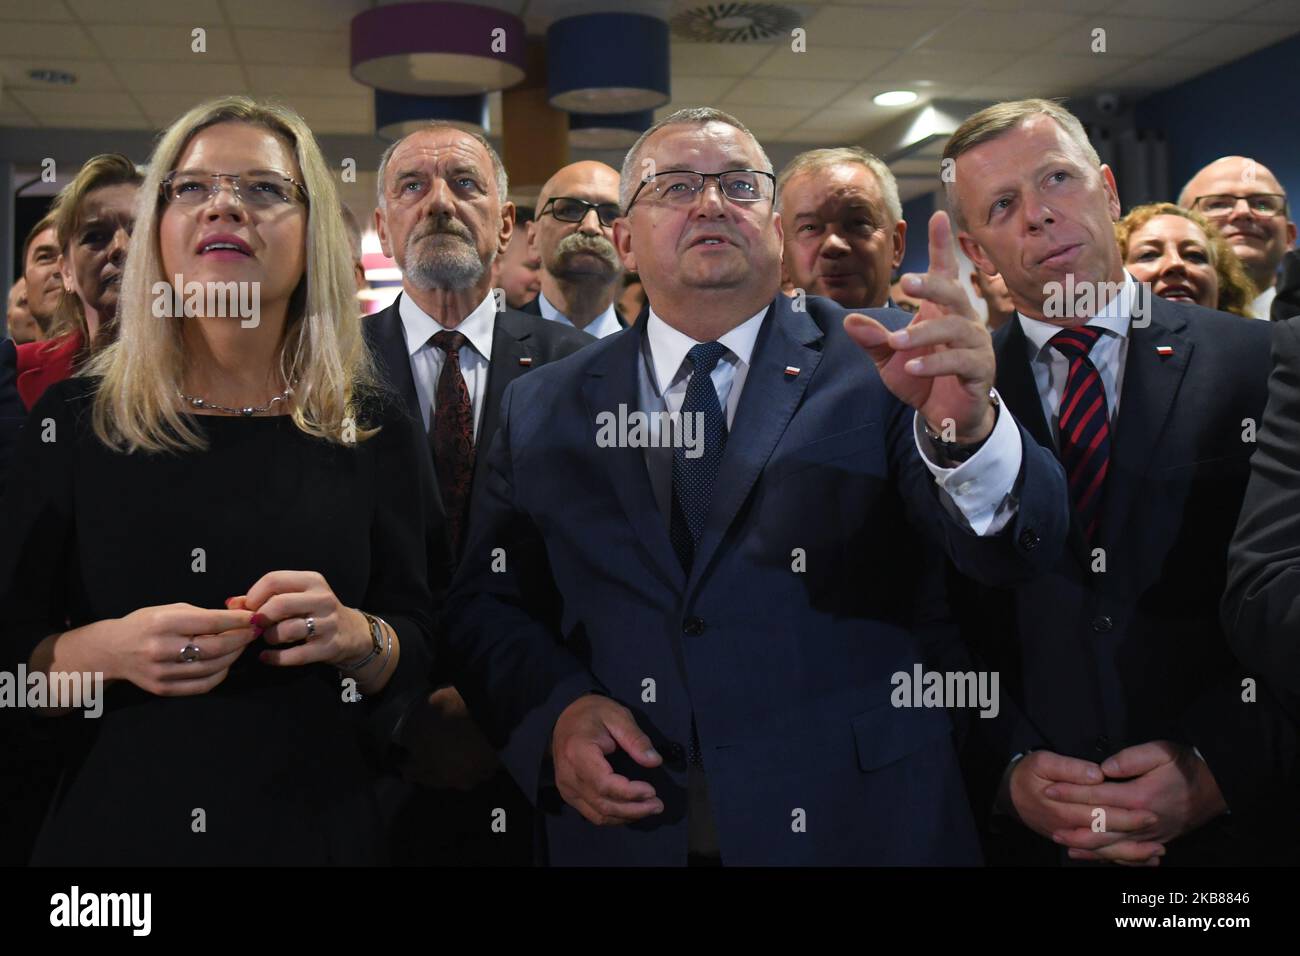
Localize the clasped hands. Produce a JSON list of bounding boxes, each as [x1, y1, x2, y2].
[[1008, 741, 1228, 865], [105, 570, 373, 697]]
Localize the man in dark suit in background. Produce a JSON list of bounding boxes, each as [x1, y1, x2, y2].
[[1224, 314, 1300, 703], [440, 107, 1070, 866], [519, 161, 628, 338], [944, 98, 1298, 865], [365, 122, 592, 864]]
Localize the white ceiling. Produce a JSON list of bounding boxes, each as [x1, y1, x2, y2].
[[0, 0, 1296, 207]]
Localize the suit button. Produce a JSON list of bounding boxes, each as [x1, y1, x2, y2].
[[665, 742, 686, 767], [683, 616, 706, 636], [1091, 615, 1113, 633], [1018, 528, 1040, 551]]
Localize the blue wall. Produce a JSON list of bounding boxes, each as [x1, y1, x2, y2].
[[1136, 33, 1300, 205], [898, 191, 935, 278]]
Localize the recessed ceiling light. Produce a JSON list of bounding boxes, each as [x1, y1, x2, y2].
[[28, 68, 77, 85], [873, 90, 918, 107]]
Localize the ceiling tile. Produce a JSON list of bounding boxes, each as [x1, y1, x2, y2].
[[668, 75, 739, 102], [984, 53, 1139, 87], [0, 57, 122, 92], [10, 87, 141, 117], [41, 112, 153, 130], [0, 20, 98, 57], [234, 27, 350, 66], [1238, 0, 1300, 23], [863, 48, 1005, 85], [87, 23, 239, 61], [0, 98, 36, 125], [113, 59, 244, 93], [709, 105, 812, 130], [1043, 17, 1210, 57], [0, 0, 73, 20], [721, 78, 853, 109], [66, 0, 224, 24], [222, 0, 370, 30], [246, 64, 370, 97], [672, 41, 775, 76], [802, 5, 953, 48], [284, 95, 373, 134], [1162, 22, 1293, 59], [752, 45, 897, 80], [136, 91, 222, 127], [1111, 0, 1260, 18], [921, 10, 1084, 53], [967, 0, 1112, 10]]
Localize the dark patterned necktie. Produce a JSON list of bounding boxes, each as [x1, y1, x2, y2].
[[1050, 326, 1110, 545], [669, 342, 730, 572], [668, 341, 729, 771], [430, 329, 475, 554]]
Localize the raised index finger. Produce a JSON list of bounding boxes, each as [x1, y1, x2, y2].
[[926, 210, 959, 280]]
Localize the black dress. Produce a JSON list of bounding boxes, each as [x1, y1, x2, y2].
[[0, 377, 438, 865]]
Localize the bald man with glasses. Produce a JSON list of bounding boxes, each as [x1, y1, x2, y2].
[[520, 161, 628, 338], [1179, 157, 1297, 320]]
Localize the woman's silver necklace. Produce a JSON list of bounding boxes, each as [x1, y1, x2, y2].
[[178, 384, 294, 417]]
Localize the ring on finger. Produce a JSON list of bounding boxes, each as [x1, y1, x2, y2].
[[179, 643, 201, 663], [304, 616, 316, 639]]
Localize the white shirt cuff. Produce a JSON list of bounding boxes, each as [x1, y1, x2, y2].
[[913, 389, 1023, 536]]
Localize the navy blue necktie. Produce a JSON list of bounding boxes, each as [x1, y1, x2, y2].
[[1050, 326, 1110, 545], [669, 342, 730, 572], [668, 342, 728, 771]]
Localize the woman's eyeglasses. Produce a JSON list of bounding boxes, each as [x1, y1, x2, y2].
[[160, 170, 308, 209]]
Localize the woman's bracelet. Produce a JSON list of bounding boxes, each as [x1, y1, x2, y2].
[[339, 611, 391, 674]]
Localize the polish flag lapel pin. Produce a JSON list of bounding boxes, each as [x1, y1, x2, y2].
[[784, 366, 800, 377], [518, 356, 533, 367], [1155, 345, 1174, 358]]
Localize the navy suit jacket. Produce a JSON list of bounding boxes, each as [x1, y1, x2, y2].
[[953, 296, 1300, 864], [441, 293, 1070, 866]]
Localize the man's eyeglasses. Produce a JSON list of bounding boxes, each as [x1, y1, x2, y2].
[[625, 169, 776, 213], [161, 170, 308, 209], [541, 196, 621, 228], [1189, 193, 1287, 219]]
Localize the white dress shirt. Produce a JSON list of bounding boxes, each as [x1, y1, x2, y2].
[[638, 307, 1023, 536], [399, 290, 497, 440], [1250, 285, 1277, 321], [1015, 271, 1136, 445], [538, 289, 623, 339]]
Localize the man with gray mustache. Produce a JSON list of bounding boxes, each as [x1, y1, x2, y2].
[[520, 161, 629, 338]]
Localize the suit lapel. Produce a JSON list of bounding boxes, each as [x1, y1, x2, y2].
[[1097, 298, 1192, 558], [369, 296, 422, 424], [581, 320, 684, 590], [686, 298, 823, 595], [471, 312, 539, 504]]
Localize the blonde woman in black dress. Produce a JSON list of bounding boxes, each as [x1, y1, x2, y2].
[[0, 96, 440, 864]]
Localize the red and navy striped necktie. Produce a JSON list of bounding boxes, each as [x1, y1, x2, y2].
[[1050, 326, 1110, 545]]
